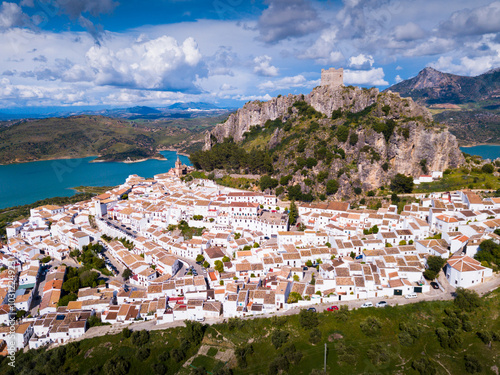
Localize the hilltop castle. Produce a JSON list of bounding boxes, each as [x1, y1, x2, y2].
[[321, 67, 344, 87]]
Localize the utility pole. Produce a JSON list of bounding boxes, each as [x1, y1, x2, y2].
[[324, 343, 327, 373]]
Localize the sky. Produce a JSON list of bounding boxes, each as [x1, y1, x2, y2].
[[0, 0, 499, 111]]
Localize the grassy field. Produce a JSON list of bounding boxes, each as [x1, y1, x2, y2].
[[3, 288, 499, 375], [71, 186, 115, 195], [414, 169, 500, 193]]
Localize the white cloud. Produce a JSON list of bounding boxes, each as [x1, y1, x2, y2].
[[395, 75, 403, 83], [258, 74, 309, 91], [257, 0, 326, 43], [85, 35, 205, 91], [253, 55, 279, 77], [0, 2, 27, 29], [297, 27, 345, 64], [344, 68, 389, 86], [404, 37, 455, 57], [439, 1, 500, 36], [396, 65, 403, 70], [348, 54, 374, 69], [393, 22, 426, 41], [232, 93, 273, 101]]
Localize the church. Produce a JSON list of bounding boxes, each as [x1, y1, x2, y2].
[[168, 155, 194, 177]]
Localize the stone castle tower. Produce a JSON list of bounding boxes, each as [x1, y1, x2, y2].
[[321, 68, 344, 87]]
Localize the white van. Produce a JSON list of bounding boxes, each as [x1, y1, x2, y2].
[[360, 302, 373, 308], [405, 293, 418, 299]]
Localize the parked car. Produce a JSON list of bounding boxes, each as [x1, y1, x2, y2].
[[360, 302, 373, 308], [376, 301, 388, 308], [307, 307, 317, 312], [195, 317, 205, 322], [355, 255, 363, 260], [431, 282, 440, 289], [302, 266, 308, 271], [327, 305, 339, 311], [405, 293, 418, 299]]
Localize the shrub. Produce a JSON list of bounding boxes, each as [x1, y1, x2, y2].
[[309, 328, 322, 344], [131, 330, 150, 346], [454, 288, 481, 312], [464, 354, 482, 373], [136, 347, 150, 361], [390, 173, 414, 193], [299, 309, 319, 330], [481, 163, 494, 173], [349, 132, 358, 146], [306, 157, 318, 168], [411, 357, 437, 375], [271, 330, 289, 349], [121, 327, 131, 339], [326, 179, 339, 195], [360, 317, 382, 337]]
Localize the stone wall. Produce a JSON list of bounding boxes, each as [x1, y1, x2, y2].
[[321, 67, 343, 87]]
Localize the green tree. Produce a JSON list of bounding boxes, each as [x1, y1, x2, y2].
[[271, 330, 289, 349], [481, 163, 494, 174], [196, 254, 205, 263], [390, 174, 414, 194], [122, 268, 132, 280], [222, 255, 230, 262], [298, 309, 319, 330], [62, 277, 80, 293], [259, 175, 279, 191], [326, 179, 339, 195], [288, 200, 298, 226], [203, 261, 210, 268], [214, 260, 224, 273], [454, 288, 481, 312]]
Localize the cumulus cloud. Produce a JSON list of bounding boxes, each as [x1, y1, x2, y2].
[[348, 54, 374, 69], [257, 74, 318, 91], [84, 36, 205, 92], [0, 2, 27, 29], [344, 68, 388, 86], [253, 55, 279, 76], [395, 74, 403, 83], [439, 1, 500, 36], [298, 27, 345, 64], [258, 0, 326, 43], [404, 37, 455, 57], [393, 22, 426, 41]]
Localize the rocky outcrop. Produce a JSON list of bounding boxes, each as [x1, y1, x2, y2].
[[205, 85, 432, 150], [203, 83, 465, 196]]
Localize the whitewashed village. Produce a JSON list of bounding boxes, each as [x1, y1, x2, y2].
[[0, 158, 498, 353]]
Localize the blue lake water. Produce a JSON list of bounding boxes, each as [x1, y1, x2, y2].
[[0, 151, 191, 209], [460, 145, 500, 160]]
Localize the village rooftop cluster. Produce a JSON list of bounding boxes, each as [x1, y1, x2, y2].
[[0, 160, 497, 352]]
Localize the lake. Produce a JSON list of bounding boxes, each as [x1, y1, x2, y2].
[[0, 151, 191, 209], [460, 145, 500, 160]]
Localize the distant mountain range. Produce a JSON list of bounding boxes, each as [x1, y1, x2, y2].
[[386, 67, 500, 105], [386, 67, 500, 145], [0, 102, 231, 121]]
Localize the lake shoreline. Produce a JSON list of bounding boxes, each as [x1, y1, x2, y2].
[[0, 151, 192, 209]]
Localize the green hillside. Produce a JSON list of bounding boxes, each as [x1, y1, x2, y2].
[[0, 114, 223, 164], [2, 288, 499, 375], [191, 88, 463, 202]]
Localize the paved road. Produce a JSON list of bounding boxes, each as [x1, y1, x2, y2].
[[59, 272, 500, 348]]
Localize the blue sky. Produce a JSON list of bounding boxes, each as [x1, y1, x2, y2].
[[0, 0, 499, 110]]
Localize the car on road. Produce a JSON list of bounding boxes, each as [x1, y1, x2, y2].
[[302, 266, 308, 271], [327, 305, 339, 311], [355, 255, 363, 260], [307, 307, 317, 312], [431, 282, 440, 289], [360, 302, 373, 308], [405, 293, 418, 299], [376, 301, 388, 308]]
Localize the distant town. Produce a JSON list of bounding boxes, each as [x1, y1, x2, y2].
[[1, 157, 498, 353]]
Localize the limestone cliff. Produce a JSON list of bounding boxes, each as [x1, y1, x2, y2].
[[202, 84, 465, 197]]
